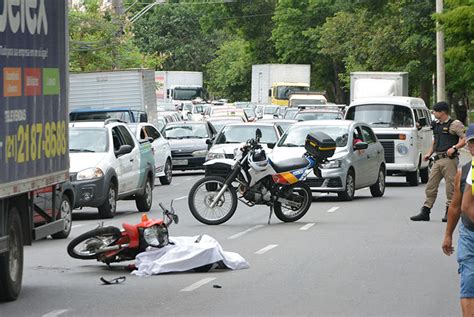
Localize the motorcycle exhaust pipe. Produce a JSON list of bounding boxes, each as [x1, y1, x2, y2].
[[96, 244, 129, 254]]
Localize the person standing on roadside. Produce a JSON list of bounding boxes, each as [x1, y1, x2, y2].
[[411, 101, 466, 222], [442, 124, 474, 316]]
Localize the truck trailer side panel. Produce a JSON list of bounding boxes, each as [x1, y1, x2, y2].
[[350, 72, 409, 102], [69, 69, 157, 118], [0, 0, 69, 198]]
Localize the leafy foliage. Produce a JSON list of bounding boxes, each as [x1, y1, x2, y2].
[[69, 0, 155, 71]]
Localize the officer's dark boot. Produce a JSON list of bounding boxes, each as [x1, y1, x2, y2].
[[410, 206, 431, 221], [442, 206, 448, 222]]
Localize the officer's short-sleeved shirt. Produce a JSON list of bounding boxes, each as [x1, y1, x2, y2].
[[448, 119, 466, 139]]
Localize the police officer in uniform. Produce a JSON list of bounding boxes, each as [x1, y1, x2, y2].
[[411, 101, 466, 221]]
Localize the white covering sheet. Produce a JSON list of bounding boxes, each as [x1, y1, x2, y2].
[[131, 235, 249, 276]]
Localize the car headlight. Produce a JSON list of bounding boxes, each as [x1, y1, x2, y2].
[[320, 160, 341, 169], [192, 150, 208, 157], [76, 167, 104, 180], [206, 152, 225, 161], [397, 144, 409, 155], [143, 225, 169, 248]]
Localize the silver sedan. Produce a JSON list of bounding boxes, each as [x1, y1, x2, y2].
[[271, 120, 386, 201]]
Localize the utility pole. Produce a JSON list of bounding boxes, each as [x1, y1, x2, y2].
[[436, 0, 446, 102]]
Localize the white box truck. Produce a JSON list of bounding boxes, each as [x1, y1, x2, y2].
[[251, 64, 311, 106], [155, 71, 204, 104], [69, 69, 157, 124], [350, 72, 409, 102]]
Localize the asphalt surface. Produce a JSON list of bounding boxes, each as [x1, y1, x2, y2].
[[1, 168, 467, 317]]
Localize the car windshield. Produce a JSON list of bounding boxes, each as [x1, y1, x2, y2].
[[192, 104, 209, 114], [346, 104, 414, 128], [291, 99, 326, 106], [215, 126, 277, 144], [278, 125, 348, 148], [276, 86, 309, 100], [70, 111, 132, 123], [173, 88, 203, 100], [69, 128, 108, 152], [244, 109, 256, 117], [264, 106, 278, 114], [294, 112, 342, 121], [164, 124, 208, 139], [157, 104, 176, 112], [284, 109, 299, 119]]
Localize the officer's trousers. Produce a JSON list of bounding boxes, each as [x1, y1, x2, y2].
[[423, 156, 458, 209]]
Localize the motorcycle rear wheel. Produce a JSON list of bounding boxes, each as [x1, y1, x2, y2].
[[273, 182, 313, 222], [67, 227, 122, 260], [188, 176, 237, 225]]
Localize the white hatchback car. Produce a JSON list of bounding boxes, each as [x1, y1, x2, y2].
[[128, 123, 173, 185]]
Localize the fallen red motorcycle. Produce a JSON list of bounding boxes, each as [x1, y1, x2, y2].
[[67, 202, 178, 265]]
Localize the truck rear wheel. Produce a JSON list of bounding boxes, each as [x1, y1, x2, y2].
[[0, 207, 23, 302]]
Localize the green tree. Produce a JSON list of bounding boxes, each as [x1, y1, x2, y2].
[[69, 0, 154, 71], [436, 0, 474, 122], [131, 2, 221, 71], [206, 38, 252, 101]]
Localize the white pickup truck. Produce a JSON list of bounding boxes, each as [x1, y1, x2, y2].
[[68, 120, 156, 218]]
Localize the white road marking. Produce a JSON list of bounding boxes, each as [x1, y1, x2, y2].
[[327, 207, 339, 213], [255, 244, 278, 255], [42, 309, 70, 317], [228, 225, 264, 240], [180, 278, 216, 292], [71, 224, 84, 229], [174, 195, 188, 201], [299, 223, 315, 231]]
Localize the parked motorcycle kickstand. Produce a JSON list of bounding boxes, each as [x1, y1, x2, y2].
[[268, 205, 273, 225]]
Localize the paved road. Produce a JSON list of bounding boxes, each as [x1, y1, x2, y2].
[[1, 171, 462, 316]]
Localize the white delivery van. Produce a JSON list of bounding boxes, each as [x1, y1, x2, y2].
[[345, 97, 433, 186]]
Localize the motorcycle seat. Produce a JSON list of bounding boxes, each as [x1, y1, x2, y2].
[[270, 157, 309, 173]]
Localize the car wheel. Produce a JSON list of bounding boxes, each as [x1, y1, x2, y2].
[[159, 159, 172, 185], [51, 194, 73, 239], [98, 182, 117, 219], [338, 169, 355, 201], [136, 177, 153, 212], [369, 166, 386, 197], [406, 170, 419, 186]]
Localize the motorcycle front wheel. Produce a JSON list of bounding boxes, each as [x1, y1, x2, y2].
[[273, 182, 313, 222], [67, 226, 122, 260], [188, 176, 237, 225]]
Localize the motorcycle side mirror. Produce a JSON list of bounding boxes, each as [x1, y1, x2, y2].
[[172, 214, 179, 224], [255, 128, 262, 140]]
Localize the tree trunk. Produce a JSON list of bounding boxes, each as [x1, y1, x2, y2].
[[419, 79, 431, 109]]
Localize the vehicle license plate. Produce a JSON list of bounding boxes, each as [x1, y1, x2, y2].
[[173, 160, 188, 166]]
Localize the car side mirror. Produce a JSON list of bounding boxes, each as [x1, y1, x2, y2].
[[268, 89, 272, 97], [115, 144, 133, 156], [267, 142, 276, 149], [206, 139, 213, 145], [353, 142, 368, 150], [273, 114, 279, 119], [418, 118, 427, 129], [146, 137, 153, 143]]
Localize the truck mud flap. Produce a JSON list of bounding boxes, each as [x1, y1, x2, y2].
[[33, 220, 65, 240], [0, 236, 8, 254]]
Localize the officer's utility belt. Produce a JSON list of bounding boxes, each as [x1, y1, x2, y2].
[[432, 151, 458, 161]]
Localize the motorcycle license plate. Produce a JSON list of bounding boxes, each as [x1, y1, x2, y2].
[[172, 159, 188, 166]]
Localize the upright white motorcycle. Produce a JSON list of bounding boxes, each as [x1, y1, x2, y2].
[[188, 129, 336, 224]]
